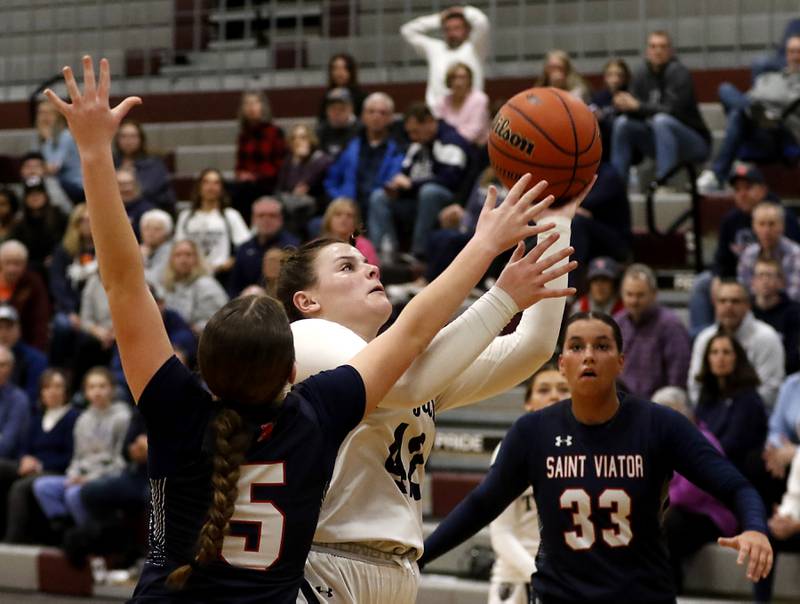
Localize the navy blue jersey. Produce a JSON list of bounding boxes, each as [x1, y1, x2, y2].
[[423, 395, 767, 604], [129, 356, 364, 603]]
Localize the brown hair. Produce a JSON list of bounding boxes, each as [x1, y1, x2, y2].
[[189, 168, 231, 213], [327, 53, 359, 88], [523, 361, 559, 402], [238, 90, 272, 128], [38, 368, 69, 407], [404, 102, 435, 123], [82, 366, 115, 391], [696, 332, 760, 402], [536, 49, 589, 96], [288, 123, 320, 155], [114, 118, 149, 158], [276, 238, 342, 322], [166, 295, 294, 589]]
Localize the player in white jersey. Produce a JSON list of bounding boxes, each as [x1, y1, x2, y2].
[[488, 362, 570, 604], [279, 176, 594, 604]]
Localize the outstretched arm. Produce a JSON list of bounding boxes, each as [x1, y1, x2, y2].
[[380, 180, 595, 410], [433, 183, 593, 412], [349, 176, 558, 416], [47, 57, 172, 401]]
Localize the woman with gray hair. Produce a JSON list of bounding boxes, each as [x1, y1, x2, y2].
[[139, 208, 174, 283]]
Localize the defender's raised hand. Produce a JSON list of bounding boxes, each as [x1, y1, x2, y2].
[[44, 56, 141, 154]]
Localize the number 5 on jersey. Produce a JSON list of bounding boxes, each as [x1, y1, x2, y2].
[[560, 488, 632, 550], [221, 463, 286, 568]]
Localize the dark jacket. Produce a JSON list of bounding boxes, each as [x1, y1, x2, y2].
[[401, 121, 471, 194], [753, 292, 800, 375], [23, 405, 80, 472], [49, 244, 95, 315], [11, 340, 47, 405], [6, 271, 51, 351], [629, 58, 711, 143], [229, 231, 300, 296], [114, 154, 176, 212], [696, 387, 767, 470]]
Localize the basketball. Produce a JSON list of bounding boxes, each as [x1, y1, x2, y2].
[[488, 87, 602, 204]]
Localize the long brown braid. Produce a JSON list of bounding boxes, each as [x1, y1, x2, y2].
[[165, 295, 294, 589], [165, 408, 251, 589]]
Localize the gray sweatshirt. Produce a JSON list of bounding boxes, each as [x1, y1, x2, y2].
[[66, 402, 131, 482]]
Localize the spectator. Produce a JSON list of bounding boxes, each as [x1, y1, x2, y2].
[[752, 17, 800, 79], [0, 189, 19, 244], [2, 369, 79, 544], [689, 281, 784, 407], [750, 258, 800, 375], [611, 30, 710, 185], [35, 98, 83, 203], [316, 88, 360, 158], [69, 408, 148, 569], [693, 332, 767, 472], [112, 119, 175, 212], [232, 91, 286, 220], [321, 198, 379, 266], [590, 58, 632, 162], [569, 162, 632, 282], [259, 248, 286, 298], [424, 167, 507, 283], [111, 282, 196, 399], [317, 53, 366, 123], [401, 5, 489, 112], [174, 168, 250, 287], [697, 35, 800, 192], [535, 49, 590, 102], [0, 305, 46, 405], [653, 386, 738, 593], [571, 256, 624, 315], [324, 92, 405, 217], [139, 209, 174, 284], [14, 151, 71, 214], [49, 204, 96, 367], [229, 197, 299, 296], [369, 103, 470, 260], [0, 345, 30, 464], [76, 273, 115, 382], [32, 368, 130, 531], [11, 177, 67, 280], [160, 240, 228, 334], [276, 124, 332, 235], [688, 162, 800, 336], [614, 264, 691, 398], [0, 240, 50, 351], [433, 63, 490, 146], [115, 169, 154, 242], [764, 376, 800, 480], [738, 201, 800, 302]]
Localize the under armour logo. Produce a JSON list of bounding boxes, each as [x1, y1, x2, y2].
[[316, 586, 334, 598], [555, 435, 573, 447]]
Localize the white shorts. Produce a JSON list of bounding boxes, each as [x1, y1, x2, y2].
[[296, 544, 419, 604], [488, 579, 530, 604]]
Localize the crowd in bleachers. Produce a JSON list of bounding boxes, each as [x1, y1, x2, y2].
[[0, 3, 797, 598]]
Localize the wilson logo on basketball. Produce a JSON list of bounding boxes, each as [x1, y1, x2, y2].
[[492, 115, 535, 157]]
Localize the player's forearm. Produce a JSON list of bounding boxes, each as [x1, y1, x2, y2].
[[489, 516, 537, 577], [391, 235, 499, 360], [80, 149, 147, 297], [380, 286, 518, 408], [436, 218, 570, 410]]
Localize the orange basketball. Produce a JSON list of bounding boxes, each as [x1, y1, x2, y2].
[[488, 87, 602, 204]]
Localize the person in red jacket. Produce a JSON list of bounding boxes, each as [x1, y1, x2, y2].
[[0, 240, 51, 351]]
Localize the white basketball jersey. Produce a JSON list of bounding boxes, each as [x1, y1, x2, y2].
[[291, 319, 435, 556], [489, 444, 540, 583]]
